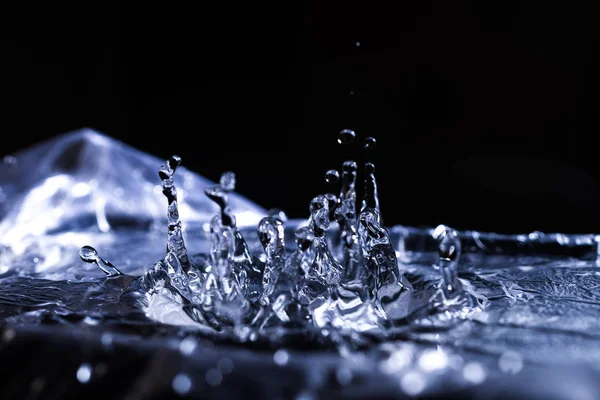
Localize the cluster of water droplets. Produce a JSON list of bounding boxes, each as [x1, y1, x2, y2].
[[80, 130, 485, 341]]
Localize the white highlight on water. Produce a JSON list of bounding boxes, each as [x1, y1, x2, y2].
[[76, 364, 92, 384], [172, 373, 192, 394], [274, 349, 290, 366]]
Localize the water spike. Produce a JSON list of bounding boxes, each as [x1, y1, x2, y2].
[[287, 226, 315, 280], [324, 169, 340, 221], [336, 161, 358, 228], [434, 225, 463, 299], [204, 172, 236, 228], [359, 209, 414, 320], [79, 245, 122, 277], [308, 195, 342, 285], [258, 217, 287, 305], [205, 172, 262, 302], [201, 216, 255, 327], [258, 217, 286, 261], [159, 155, 191, 273], [361, 162, 380, 214]]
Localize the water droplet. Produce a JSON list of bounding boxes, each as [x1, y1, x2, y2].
[[355, 41, 361, 47], [76, 364, 92, 384], [79, 246, 98, 263], [400, 371, 425, 396], [173, 373, 192, 394], [337, 129, 356, 145], [434, 226, 461, 261], [218, 358, 234, 374], [3, 327, 15, 342], [325, 169, 340, 184], [498, 351, 523, 374], [101, 333, 113, 347], [273, 349, 289, 366], [364, 137, 376, 150], [179, 336, 197, 356], [268, 208, 288, 223], [79, 246, 123, 277], [205, 368, 223, 386], [220, 172, 236, 192], [463, 362, 486, 384]]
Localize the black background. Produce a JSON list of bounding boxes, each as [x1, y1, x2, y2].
[[1, 2, 599, 233]]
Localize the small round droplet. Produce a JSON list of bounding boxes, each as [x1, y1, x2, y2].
[[338, 129, 356, 145], [325, 169, 340, 184], [268, 208, 288, 223], [172, 373, 192, 394], [220, 172, 236, 192], [76, 364, 92, 384], [169, 155, 182, 170], [400, 371, 425, 396], [434, 227, 461, 261], [79, 246, 99, 263], [273, 349, 289, 366], [355, 41, 361, 47], [343, 160, 358, 172], [179, 336, 197, 356], [364, 137, 376, 150], [365, 162, 375, 175]]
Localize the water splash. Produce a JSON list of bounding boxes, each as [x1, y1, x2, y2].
[[6, 130, 600, 398], [76, 132, 487, 343]]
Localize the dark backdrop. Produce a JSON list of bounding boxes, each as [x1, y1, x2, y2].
[[1, 3, 599, 233]]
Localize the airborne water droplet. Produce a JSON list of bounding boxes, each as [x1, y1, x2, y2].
[[173, 373, 192, 394], [364, 137, 376, 150], [220, 172, 236, 192], [268, 208, 288, 223], [273, 349, 289, 366], [79, 245, 98, 263], [325, 169, 340, 184], [76, 364, 92, 384], [337, 129, 356, 145]]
